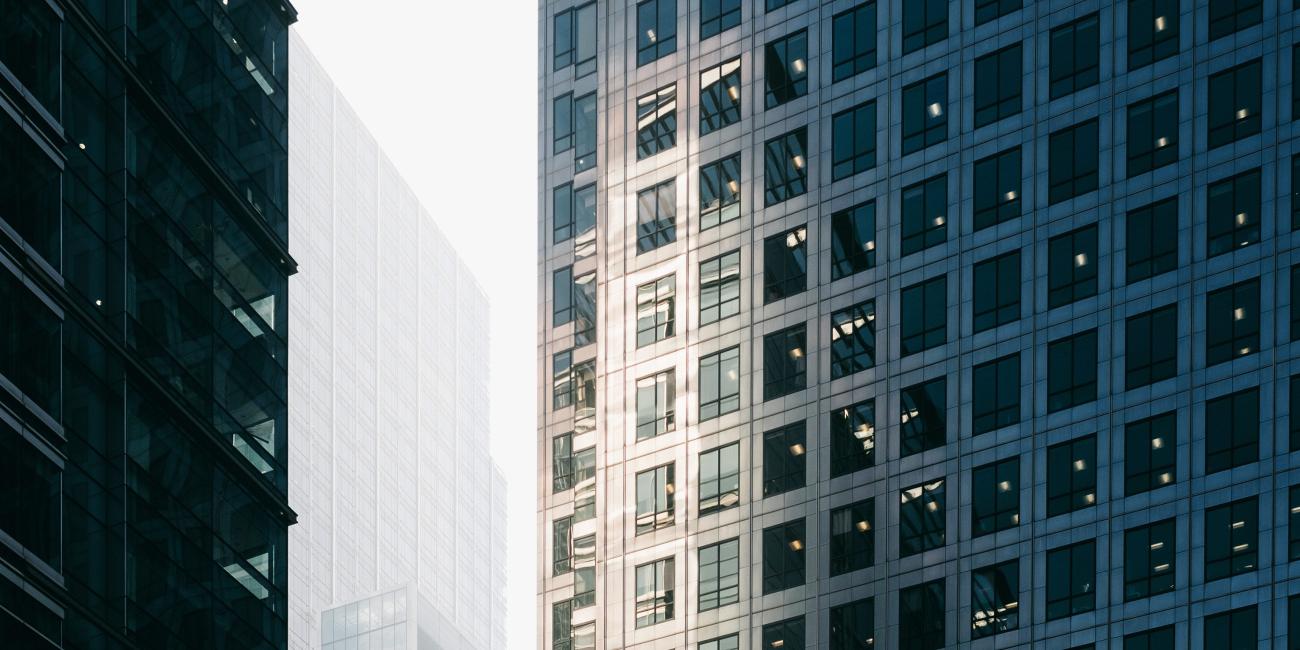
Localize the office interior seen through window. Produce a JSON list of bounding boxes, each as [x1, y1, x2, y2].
[[539, 0, 1300, 648]]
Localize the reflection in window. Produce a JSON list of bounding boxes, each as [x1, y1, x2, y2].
[[763, 422, 806, 496], [762, 617, 805, 650], [574, 92, 596, 171], [973, 148, 1021, 230], [765, 30, 808, 108], [832, 2, 877, 81], [636, 0, 677, 66], [1129, 0, 1179, 69], [831, 300, 875, 379], [764, 128, 808, 205], [554, 2, 597, 76], [1206, 169, 1261, 257], [899, 580, 945, 650], [701, 0, 741, 38], [1206, 278, 1259, 365], [699, 443, 740, 514], [700, 154, 741, 230], [763, 324, 806, 400], [972, 457, 1018, 537], [698, 538, 740, 610], [1047, 225, 1098, 308], [700, 251, 741, 325], [700, 346, 740, 421], [830, 399, 875, 477], [901, 378, 945, 456], [552, 432, 574, 492], [552, 515, 572, 575], [1127, 90, 1178, 176], [636, 275, 675, 348], [701, 58, 741, 135], [635, 370, 675, 440], [700, 634, 739, 650], [553, 182, 596, 246], [971, 561, 1019, 638], [634, 557, 674, 627], [764, 226, 807, 303], [635, 463, 675, 534], [900, 479, 945, 556], [830, 201, 876, 279], [636, 84, 677, 160], [636, 179, 676, 253]]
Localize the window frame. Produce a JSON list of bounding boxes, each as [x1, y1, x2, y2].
[[973, 148, 1022, 230], [764, 225, 808, 303], [830, 201, 877, 279], [830, 399, 875, 477], [636, 0, 677, 66], [971, 560, 1019, 638], [1123, 518, 1175, 601], [1205, 278, 1260, 366], [700, 154, 741, 231], [900, 377, 946, 456], [832, 100, 878, 180], [830, 498, 875, 576], [901, 275, 947, 355], [900, 173, 948, 255], [700, 250, 741, 325], [1049, 14, 1100, 99], [973, 251, 1020, 333], [1205, 388, 1259, 474], [1047, 329, 1098, 412], [1207, 60, 1262, 149], [762, 519, 807, 594], [1125, 197, 1178, 282], [830, 300, 876, 379], [1205, 497, 1258, 580], [764, 127, 809, 205], [1128, 0, 1178, 68], [1206, 168, 1261, 257], [972, 354, 1019, 435], [972, 457, 1019, 537], [635, 84, 677, 160], [1046, 435, 1097, 517], [1045, 540, 1096, 620], [902, 74, 948, 155], [900, 479, 946, 557], [1048, 119, 1100, 204], [699, 346, 741, 421], [635, 370, 675, 440], [832, 2, 877, 82], [1125, 304, 1177, 389], [1126, 90, 1179, 176], [635, 275, 676, 348], [765, 29, 809, 108], [633, 556, 675, 627], [974, 44, 1022, 127], [636, 179, 677, 254], [762, 421, 807, 497], [698, 538, 740, 611], [1124, 411, 1176, 496]]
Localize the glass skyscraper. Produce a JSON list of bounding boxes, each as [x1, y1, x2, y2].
[[538, 0, 1300, 648], [1, 0, 296, 648]]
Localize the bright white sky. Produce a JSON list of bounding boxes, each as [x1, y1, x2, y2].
[[289, 1, 538, 647]]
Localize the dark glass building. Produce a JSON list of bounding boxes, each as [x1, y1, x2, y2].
[[1, 0, 296, 647], [539, 0, 1300, 648]]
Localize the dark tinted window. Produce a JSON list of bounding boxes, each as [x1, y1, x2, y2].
[[701, 0, 741, 39], [763, 324, 806, 401], [1207, 60, 1262, 149], [831, 300, 876, 379], [973, 354, 1019, 434], [553, 181, 596, 245], [1205, 606, 1256, 650], [762, 617, 805, 650], [1048, 119, 1099, 204], [1047, 435, 1097, 517], [973, 251, 1020, 332], [901, 276, 947, 355], [1124, 519, 1175, 601], [974, 44, 1022, 127], [902, 0, 947, 53], [700, 251, 741, 325], [1205, 278, 1259, 365], [636, 84, 677, 160], [829, 597, 875, 649], [1047, 225, 1098, 308], [1128, 0, 1179, 69], [975, 0, 1020, 25], [701, 58, 741, 135], [1125, 305, 1177, 388], [899, 580, 945, 650], [901, 174, 948, 255], [1125, 412, 1176, 495], [832, 101, 877, 180], [972, 457, 1019, 537], [700, 154, 741, 230], [765, 30, 808, 108], [830, 399, 875, 477], [1126, 197, 1178, 282], [973, 148, 1021, 230], [1046, 541, 1095, 620], [1205, 388, 1258, 473], [1208, 0, 1261, 40], [832, 2, 878, 82], [1205, 498, 1258, 580], [762, 422, 806, 496], [1206, 169, 1261, 257], [830, 498, 875, 576], [971, 561, 1019, 638], [636, 0, 677, 66], [764, 226, 807, 303], [762, 519, 806, 593], [902, 74, 948, 154], [1049, 14, 1100, 99], [1125, 626, 1175, 650], [900, 479, 945, 556], [1290, 486, 1300, 561], [901, 378, 946, 456], [831, 201, 877, 279], [1047, 330, 1098, 412], [1127, 90, 1179, 176], [764, 128, 808, 205]]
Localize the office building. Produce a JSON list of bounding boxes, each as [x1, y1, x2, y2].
[[287, 32, 507, 650], [537, 0, 1300, 647], [0, 0, 296, 647]]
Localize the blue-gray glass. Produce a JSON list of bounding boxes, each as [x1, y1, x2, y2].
[[829, 598, 874, 648], [1125, 305, 1177, 388], [553, 93, 574, 152], [1205, 607, 1256, 650], [972, 354, 1018, 434], [636, 180, 676, 253], [899, 580, 944, 649], [765, 30, 808, 108], [1207, 60, 1261, 149], [636, 85, 677, 160], [1206, 169, 1260, 257], [766, 0, 795, 9], [1126, 626, 1174, 650], [762, 422, 806, 495], [830, 201, 876, 279], [1208, 0, 1261, 40], [1205, 389, 1258, 473], [574, 92, 597, 171], [975, 0, 1020, 25], [762, 520, 806, 593], [1125, 197, 1178, 282], [700, 251, 741, 324], [832, 2, 876, 82], [973, 148, 1021, 230], [1046, 541, 1095, 620], [974, 45, 1021, 127], [699, 443, 739, 514], [553, 182, 596, 244], [1124, 412, 1176, 495], [902, 0, 946, 53], [1048, 119, 1098, 204], [830, 399, 875, 477], [1049, 14, 1099, 99], [0, 112, 60, 273], [1205, 279, 1258, 365], [636, 0, 677, 66], [701, 0, 741, 38], [764, 128, 808, 205], [830, 300, 875, 378], [1205, 499, 1257, 579], [902, 75, 947, 154], [764, 226, 807, 302], [1293, 266, 1300, 343], [1124, 519, 1174, 601], [1126, 90, 1178, 176], [900, 174, 946, 255], [553, 266, 573, 326], [554, 2, 596, 75], [700, 58, 741, 135], [1292, 378, 1300, 453], [1128, 0, 1179, 69], [1047, 435, 1096, 516], [1290, 486, 1300, 560], [901, 276, 946, 354], [971, 561, 1018, 638], [700, 154, 741, 230], [699, 346, 740, 420], [1047, 330, 1097, 412], [900, 378, 945, 456], [900, 480, 945, 556], [973, 251, 1020, 332], [832, 101, 876, 180], [762, 617, 805, 650], [1047, 225, 1098, 308], [829, 499, 874, 575], [762, 325, 806, 400], [972, 457, 1018, 536], [572, 271, 596, 345]]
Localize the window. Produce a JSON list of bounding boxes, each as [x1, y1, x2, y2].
[[763, 324, 807, 400], [554, 2, 597, 75], [1205, 389, 1258, 473], [901, 378, 946, 456], [573, 447, 596, 517], [636, 179, 677, 253], [1208, 0, 1261, 40], [1126, 197, 1178, 282], [1206, 169, 1261, 257], [973, 149, 1021, 232], [1046, 541, 1095, 620], [1048, 119, 1099, 204], [900, 479, 945, 556], [700, 634, 739, 650], [635, 463, 675, 534], [555, 92, 575, 153], [0, 423, 59, 570], [1126, 305, 1177, 389], [1125, 626, 1175, 650], [830, 499, 875, 575], [636, 84, 677, 159], [1129, 0, 1178, 68], [574, 92, 596, 171], [764, 127, 808, 205], [1289, 486, 1300, 560], [766, 0, 795, 10], [764, 226, 807, 302], [636, 0, 677, 66], [553, 266, 574, 326], [762, 617, 805, 650], [554, 182, 596, 245], [700, 154, 741, 230], [902, 0, 946, 53], [902, 74, 947, 154], [974, 45, 1022, 127], [1206, 278, 1260, 365], [972, 561, 1019, 638], [553, 600, 573, 650], [1205, 606, 1256, 650], [763, 422, 806, 496], [1207, 60, 1261, 149], [700, 251, 740, 325], [700, 346, 740, 421], [701, 58, 741, 135], [634, 557, 674, 627], [1127, 91, 1178, 176], [973, 251, 1020, 332], [899, 580, 945, 650], [1293, 377, 1300, 452], [901, 276, 947, 355], [698, 538, 740, 611], [1293, 598, 1300, 650], [1049, 15, 1099, 98], [901, 174, 947, 255], [701, 0, 740, 38], [765, 30, 808, 108], [553, 350, 575, 409], [972, 457, 1019, 537], [1125, 412, 1176, 495], [762, 519, 806, 593], [553, 515, 573, 574], [636, 276, 675, 348], [831, 301, 876, 379], [975, 0, 1019, 25], [832, 101, 877, 180], [830, 399, 875, 477], [832, 2, 877, 81], [574, 563, 595, 608], [1047, 435, 1097, 517], [572, 272, 596, 345], [831, 201, 877, 279], [1205, 497, 1257, 580], [829, 597, 875, 649], [635, 370, 675, 440], [1295, 49, 1300, 126], [700, 443, 740, 514], [1047, 330, 1097, 412], [553, 432, 574, 492], [1293, 265, 1300, 342], [1124, 519, 1175, 601], [973, 354, 1019, 434]]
